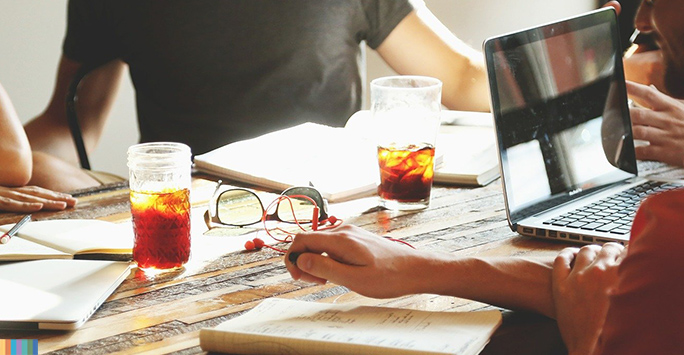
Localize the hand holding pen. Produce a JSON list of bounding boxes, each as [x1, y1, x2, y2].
[[0, 214, 32, 244]]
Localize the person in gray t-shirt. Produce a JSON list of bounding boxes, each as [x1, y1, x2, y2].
[[24, 0, 489, 162]]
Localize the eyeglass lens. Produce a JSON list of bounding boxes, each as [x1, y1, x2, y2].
[[279, 187, 327, 222], [216, 187, 326, 226], [216, 189, 264, 226], [276, 195, 317, 223]]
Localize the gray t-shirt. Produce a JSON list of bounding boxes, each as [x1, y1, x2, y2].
[[63, 0, 413, 154]]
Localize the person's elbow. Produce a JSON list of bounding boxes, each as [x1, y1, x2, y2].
[[0, 148, 33, 187], [442, 65, 491, 112]]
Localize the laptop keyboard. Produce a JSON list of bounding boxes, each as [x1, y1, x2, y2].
[[543, 181, 680, 235]]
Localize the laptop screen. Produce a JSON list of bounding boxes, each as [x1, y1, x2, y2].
[[484, 8, 637, 222]]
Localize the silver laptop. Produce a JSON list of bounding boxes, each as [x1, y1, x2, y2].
[[483, 8, 682, 245], [0, 259, 131, 330]]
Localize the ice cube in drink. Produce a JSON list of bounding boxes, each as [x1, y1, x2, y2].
[[377, 143, 435, 208]]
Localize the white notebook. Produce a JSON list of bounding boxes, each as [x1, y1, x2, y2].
[[434, 123, 499, 186], [194, 122, 379, 202]]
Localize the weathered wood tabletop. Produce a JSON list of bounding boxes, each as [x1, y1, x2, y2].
[[2, 162, 680, 354]]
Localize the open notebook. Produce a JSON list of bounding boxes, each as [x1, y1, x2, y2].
[[200, 298, 502, 355], [434, 111, 499, 186], [0, 219, 133, 261]]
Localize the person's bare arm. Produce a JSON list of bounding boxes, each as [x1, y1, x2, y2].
[[0, 83, 32, 186], [24, 56, 126, 166], [376, 10, 490, 112], [285, 224, 556, 318]]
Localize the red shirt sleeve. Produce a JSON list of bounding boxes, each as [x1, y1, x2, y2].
[[593, 188, 684, 354]]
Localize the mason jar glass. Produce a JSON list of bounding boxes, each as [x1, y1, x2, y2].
[[127, 142, 192, 271]]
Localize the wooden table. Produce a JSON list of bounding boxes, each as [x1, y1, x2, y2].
[[3, 163, 679, 354]]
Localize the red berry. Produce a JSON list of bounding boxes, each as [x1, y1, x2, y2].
[[244, 240, 255, 251], [253, 238, 265, 249]]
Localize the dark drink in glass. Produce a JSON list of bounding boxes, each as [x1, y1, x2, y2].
[[377, 143, 435, 209], [131, 188, 191, 270]]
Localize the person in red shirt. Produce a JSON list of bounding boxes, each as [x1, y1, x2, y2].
[[596, 189, 684, 354], [556, 0, 684, 351]]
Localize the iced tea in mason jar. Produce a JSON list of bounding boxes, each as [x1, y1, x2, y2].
[[128, 142, 192, 271]]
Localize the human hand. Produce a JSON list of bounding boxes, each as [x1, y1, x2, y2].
[[285, 224, 422, 298], [552, 243, 626, 355], [627, 81, 684, 167], [623, 50, 665, 90], [0, 186, 77, 212], [601, 0, 621, 14]]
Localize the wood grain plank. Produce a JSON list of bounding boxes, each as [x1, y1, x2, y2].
[[106, 330, 201, 355], [107, 257, 279, 301], [39, 284, 249, 353], [177, 282, 344, 324]]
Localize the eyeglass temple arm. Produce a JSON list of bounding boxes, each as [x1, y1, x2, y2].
[[312, 207, 319, 231]]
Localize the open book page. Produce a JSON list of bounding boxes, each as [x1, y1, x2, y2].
[[0, 236, 71, 260], [434, 124, 499, 186], [200, 298, 502, 355], [0, 220, 133, 257], [194, 123, 379, 202]]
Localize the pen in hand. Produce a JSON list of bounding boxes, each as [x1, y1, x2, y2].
[[0, 214, 32, 244]]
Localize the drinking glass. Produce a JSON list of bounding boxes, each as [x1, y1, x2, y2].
[[127, 142, 192, 271], [371, 76, 442, 210]]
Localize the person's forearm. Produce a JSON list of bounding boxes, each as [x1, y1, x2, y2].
[[24, 56, 85, 165], [24, 57, 125, 166], [445, 60, 490, 112], [287, 226, 555, 317], [411, 5, 490, 112], [409, 252, 555, 318], [376, 10, 490, 113]]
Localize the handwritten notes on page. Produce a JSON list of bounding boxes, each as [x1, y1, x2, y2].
[[200, 298, 502, 355]]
